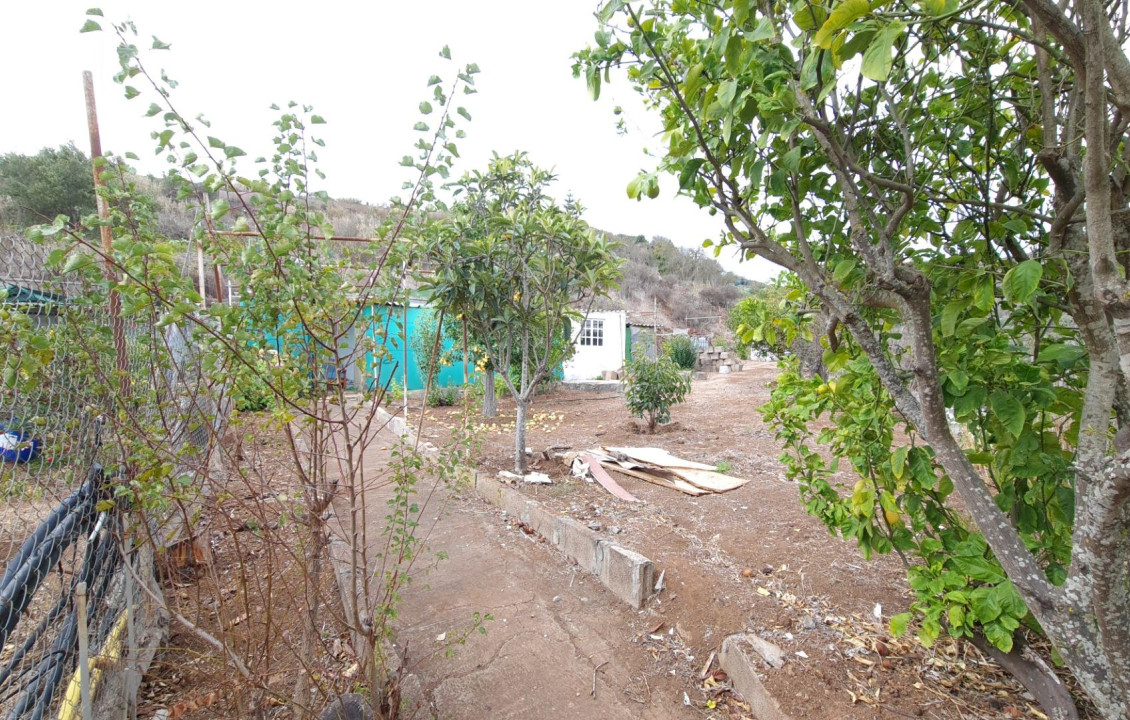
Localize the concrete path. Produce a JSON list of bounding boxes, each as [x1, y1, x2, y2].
[[332, 428, 693, 720]]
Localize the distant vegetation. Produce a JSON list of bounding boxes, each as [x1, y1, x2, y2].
[[0, 144, 96, 228], [0, 146, 753, 341], [598, 233, 756, 326]]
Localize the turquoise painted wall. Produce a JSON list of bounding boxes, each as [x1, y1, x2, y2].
[[363, 305, 474, 392]]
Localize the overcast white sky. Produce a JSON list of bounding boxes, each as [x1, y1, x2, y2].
[[1, 0, 776, 281]]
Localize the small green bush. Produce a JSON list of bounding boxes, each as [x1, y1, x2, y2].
[[384, 378, 404, 407], [426, 386, 461, 407], [623, 356, 692, 432], [664, 334, 699, 370], [232, 357, 274, 412]]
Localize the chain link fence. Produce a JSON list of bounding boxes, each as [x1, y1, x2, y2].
[[0, 232, 205, 720]]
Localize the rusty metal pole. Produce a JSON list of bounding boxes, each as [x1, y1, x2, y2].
[[83, 71, 131, 397]]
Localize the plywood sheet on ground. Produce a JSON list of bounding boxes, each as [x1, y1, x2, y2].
[[603, 463, 711, 496], [668, 467, 751, 492], [606, 447, 718, 471]]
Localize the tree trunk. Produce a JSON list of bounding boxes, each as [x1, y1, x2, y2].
[[514, 397, 528, 474], [970, 634, 1079, 720], [482, 371, 497, 418]]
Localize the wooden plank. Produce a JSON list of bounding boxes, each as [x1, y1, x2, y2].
[[607, 447, 718, 471], [580, 452, 639, 502], [605, 464, 711, 496], [668, 467, 751, 493]]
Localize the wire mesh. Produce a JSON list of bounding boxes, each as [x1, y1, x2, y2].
[[0, 232, 195, 720]]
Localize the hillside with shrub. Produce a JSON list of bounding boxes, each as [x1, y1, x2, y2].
[[1, 149, 755, 343], [594, 233, 760, 337], [137, 178, 761, 339]]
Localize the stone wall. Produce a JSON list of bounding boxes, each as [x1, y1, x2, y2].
[[696, 345, 745, 374]]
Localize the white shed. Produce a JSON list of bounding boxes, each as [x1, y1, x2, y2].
[[564, 310, 627, 381]]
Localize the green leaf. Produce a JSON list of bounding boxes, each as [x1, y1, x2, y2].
[[419, 101, 434, 115], [984, 623, 1014, 653], [861, 22, 903, 82], [972, 273, 995, 311], [941, 299, 964, 336], [62, 252, 94, 274], [679, 158, 705, 189], [599, 0, 626, 22], [992, 582, 1028, 618], [207, 136, 225, 149], [947, 604, 966, 628], [891, 445, 908, 479], [151, 36, 171, 50], [953, 556, 1006, 583], [587, 67, 601, 101], [947, 369, 969, 391], [971, 587, 1003, 623], [86, 8, 104, 15], [439, 45, 451, 59], [832, 257, 857, 284], [889, 612, 911, 636], [145, 103, 162, 117], [733, 0, 751, 24], [748, 17, 775, 42], [124, 86, 140, 99], [1038, 343, 1087, 365], [794, 6, 827, 30], [814, 0, 870, 49], [627, 175, 643, 200], [310, 115, 326, 124], [210, 198, 230, 220], [989, 390, 1026, 438], [1002, 260, 1042, 304], [80, 19, 101, 33]]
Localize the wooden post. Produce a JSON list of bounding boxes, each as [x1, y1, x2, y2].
[[76, 582, 93, 720], [196, 241, 207, 304], [83, 71, 131, 397], [402, 263, 409, 423], [125, 570, 137, 720], [198, 200, 209, 305]]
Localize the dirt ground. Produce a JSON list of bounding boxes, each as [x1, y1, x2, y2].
[[134, 416, 353, 720], [330, 436, 704, 720], [128, 364, 1082, 719], [411, 364, 1072, 720]]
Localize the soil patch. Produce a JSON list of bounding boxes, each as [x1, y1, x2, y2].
[[412, 365, 1067, 720], [135, 414, 352, 720]]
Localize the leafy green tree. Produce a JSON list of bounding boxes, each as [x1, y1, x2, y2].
[[729, 285, 791, 358], [577, 0, 1130, 716], [410, 309, 453, 400], [0, 144, 96, 228], [623, 355, 692, 431], [19, 13, 480, 717], [424, 152, 622, 473]]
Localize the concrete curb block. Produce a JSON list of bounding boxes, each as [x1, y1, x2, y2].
[[719, 634, 792, 720], [373, 406, 656, 609]]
